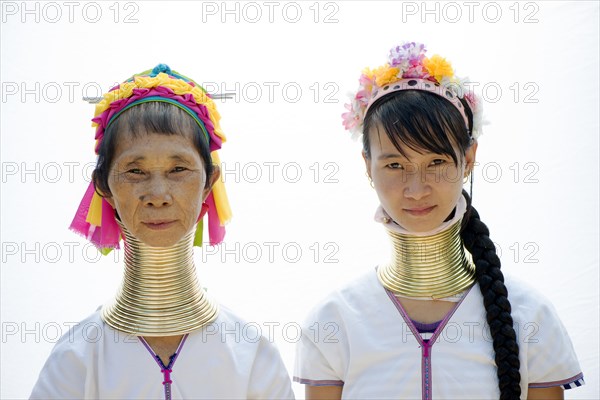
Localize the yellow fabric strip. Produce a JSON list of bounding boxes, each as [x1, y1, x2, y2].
[[210, 151, 232, 225], [86, 192, 103, 227]]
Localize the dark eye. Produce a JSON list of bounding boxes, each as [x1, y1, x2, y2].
[[430, 159, 446, 166], [126, 168, 144, 175], [387, 162, 403, 170], [171, 166, 188, 173]]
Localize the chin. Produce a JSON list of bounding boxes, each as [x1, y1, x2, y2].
[[132, 228, 189, 248], [397, 217, 445, 233], [139, 236, 183, 248]]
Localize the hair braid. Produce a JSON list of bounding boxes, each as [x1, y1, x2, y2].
[[461, 191, 522, 399]]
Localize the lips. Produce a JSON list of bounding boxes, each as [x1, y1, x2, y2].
[[404, 205, 436, 216], [142, 220, 177, 230]]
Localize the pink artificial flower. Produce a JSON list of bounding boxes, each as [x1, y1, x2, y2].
[[342, 103, 359, 130], [404, 63, 429, 79], [463, 89, 477, 106], [359, 73, 375, 93], [355, 89, 371, 107]]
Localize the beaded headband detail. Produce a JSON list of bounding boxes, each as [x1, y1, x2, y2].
[[342, 42, 484, 141]]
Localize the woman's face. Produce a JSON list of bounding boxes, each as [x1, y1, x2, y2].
[[364, 124, 477, 233], [105, 131, 218, 247]]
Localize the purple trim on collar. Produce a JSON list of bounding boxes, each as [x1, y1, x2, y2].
[[411, 319, 443, 333], [384, 284, 474, 400], [138, 334, 189, 400]]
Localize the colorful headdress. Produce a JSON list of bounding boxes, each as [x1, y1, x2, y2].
[[342, 41, 483, 140], [70, 64, 232, 254]]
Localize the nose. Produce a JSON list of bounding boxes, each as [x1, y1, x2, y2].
[[403, 168, 431, 200], [139, 176, 173, 207]]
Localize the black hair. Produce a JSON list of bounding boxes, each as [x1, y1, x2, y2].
[[363, 90, 472, 163], [364, 90, 522, 399], [93, 101, 215, 197]]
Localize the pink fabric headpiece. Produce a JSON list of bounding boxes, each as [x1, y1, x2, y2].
[[70, 64, 232, 254]]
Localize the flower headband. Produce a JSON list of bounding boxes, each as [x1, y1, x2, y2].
[[70, 64, 232, 254], [342, 42, 483, 140]]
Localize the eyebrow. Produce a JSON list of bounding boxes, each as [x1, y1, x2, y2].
[[376, 151, 451, 161], [124, 154, 193, 165], [169, 155, 193, 163], [377, 153, 405, 160]]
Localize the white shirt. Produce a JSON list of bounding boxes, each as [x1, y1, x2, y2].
[[31, 306, 295, 399], [294, 268, 583, 399]]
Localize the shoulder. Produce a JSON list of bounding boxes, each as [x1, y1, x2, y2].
[[196, 305, 294, 399], [300, 268, 383, 328], [215, 303, 256, 325], [199, 304, 286, 357], [502, 273, 562, 322], [34, 308, 113, 371], [503, 273, 549, 301], [306, 269, 378, 308], [29, 309, 107, 399], [211, 303, 268, 342], [501, 275, 584, 388], [44, 309, 107, 359]]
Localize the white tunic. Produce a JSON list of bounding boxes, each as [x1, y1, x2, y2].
[[294, 269, 583, 399], [30, 306, 294, 400]]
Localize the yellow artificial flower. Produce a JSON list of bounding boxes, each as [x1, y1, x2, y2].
[[373, 65, 401, 87], [362, 66, 376, 79], [423, 55, 454, 83]]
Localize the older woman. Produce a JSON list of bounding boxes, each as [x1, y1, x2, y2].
[[30, 64, 294, 400]]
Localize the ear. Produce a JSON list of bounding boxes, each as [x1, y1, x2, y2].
[[92, 170, 115, 208], [464, 140, 478, 176], [104, 195, 116, 209], [202, 164, 221, 201], [362, 150, 372, 179]]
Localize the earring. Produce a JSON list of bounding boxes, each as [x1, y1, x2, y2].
[[469, 169, 474, 200], [463, 166, 473, 184], [197, 202, 209, 222], [365, 172, 375, 188], [462, 169, 474, 200]]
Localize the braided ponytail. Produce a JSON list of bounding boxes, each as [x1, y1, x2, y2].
[[461, 191, 522, 399]]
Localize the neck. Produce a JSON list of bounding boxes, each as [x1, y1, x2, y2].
[[377, 217, 476, 299], [101, 222, 218, 336]]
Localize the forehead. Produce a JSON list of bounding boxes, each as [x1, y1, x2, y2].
[[367, 123, 462, 160], [112, 131, 200, 161], [367, 125, 421, 157]]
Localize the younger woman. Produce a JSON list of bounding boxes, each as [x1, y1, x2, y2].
[[294, 42, 583, 399]]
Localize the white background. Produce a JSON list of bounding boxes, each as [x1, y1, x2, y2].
[[1, 1, 598, 399]]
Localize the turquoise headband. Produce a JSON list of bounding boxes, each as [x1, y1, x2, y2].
[[104, 96, 211, 144]]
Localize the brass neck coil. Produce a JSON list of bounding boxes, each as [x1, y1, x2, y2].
[[101, 223, 218, 336], [377, 219, 476, 299]]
